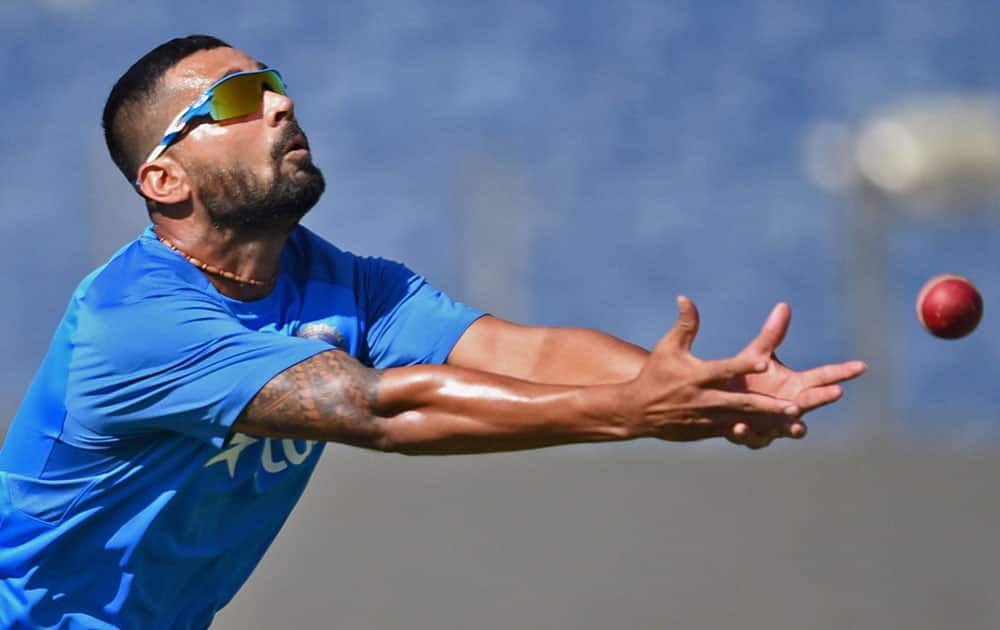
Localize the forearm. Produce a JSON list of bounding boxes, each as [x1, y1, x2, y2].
[[233, 350, 636, 455], [375, 365, 632, 454], [446, 317, 648, 386], [528, 327, 647, 385]]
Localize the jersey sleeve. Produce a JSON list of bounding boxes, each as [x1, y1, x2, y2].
[[360, 258, 484, 368], [65, 280, 331, 449]]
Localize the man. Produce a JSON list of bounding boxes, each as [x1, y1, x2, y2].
[[0, 35, 864, 628]]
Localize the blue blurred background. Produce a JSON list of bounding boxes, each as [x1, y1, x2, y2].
[[2, 0, 998, 437], [3, 2, 1000, 629]]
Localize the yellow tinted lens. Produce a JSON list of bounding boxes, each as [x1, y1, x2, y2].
[[209, 70, 286, 120], [260, 70, 287, 96]]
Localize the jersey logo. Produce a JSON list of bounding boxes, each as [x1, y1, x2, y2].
[[297, 322, 345, 347], [204, 433, 317, 478]]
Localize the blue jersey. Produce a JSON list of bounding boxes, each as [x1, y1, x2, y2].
[[0, 225, 483, 629]]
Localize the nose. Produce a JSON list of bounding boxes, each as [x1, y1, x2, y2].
[[263, 89, 295, 126]]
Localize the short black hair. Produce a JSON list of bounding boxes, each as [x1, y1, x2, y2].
[[102, 35, 231, 183]]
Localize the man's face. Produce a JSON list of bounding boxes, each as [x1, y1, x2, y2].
[[157, 47, 325, 231]]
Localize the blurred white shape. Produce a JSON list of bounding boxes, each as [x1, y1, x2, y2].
[[853, 95, 1000, 212], [855, 119, 924, 194]]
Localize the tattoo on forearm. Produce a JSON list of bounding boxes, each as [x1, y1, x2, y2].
[[239, 350, 384, 447]]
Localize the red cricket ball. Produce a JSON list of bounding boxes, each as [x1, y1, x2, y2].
[[916, 274, 983, 339]]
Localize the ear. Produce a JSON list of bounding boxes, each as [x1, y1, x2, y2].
[[135, 158, 191, 204]]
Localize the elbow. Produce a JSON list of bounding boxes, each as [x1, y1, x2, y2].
[[365, 412, 405, 454], [367, 411, 430, 456], [371, 431, 402, 454], [371, 434, 422, 456]]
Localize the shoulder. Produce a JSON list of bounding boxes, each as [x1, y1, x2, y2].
[[68, 231, 228, 354], [285, 225, 354, 283], [285, 225, 413, 289], [77, 228, 216, 309]]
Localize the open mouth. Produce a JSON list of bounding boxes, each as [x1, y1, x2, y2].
[[284, 133, 310, 155], [286, 138, 309, 154]]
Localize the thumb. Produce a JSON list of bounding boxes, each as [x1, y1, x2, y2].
[[660, 295, 700, 352]]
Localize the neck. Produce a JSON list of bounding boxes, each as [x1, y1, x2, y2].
[[153, 225, 289, 301]]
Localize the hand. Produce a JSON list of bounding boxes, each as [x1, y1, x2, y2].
[[727, 302, 866, 449], [627, 296, 864, 449]]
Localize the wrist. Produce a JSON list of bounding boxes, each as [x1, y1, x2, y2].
[[579, 382, 642, 442]]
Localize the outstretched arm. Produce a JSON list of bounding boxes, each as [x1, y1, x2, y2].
[[447, 299, 866, 448], [232, 351, 633, 454], [231, 297, 857, 453]]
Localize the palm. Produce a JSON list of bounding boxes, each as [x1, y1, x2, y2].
[[734, 356, 799, 400], [731, 354, 861, 414]]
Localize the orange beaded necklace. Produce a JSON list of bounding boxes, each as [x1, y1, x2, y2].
[[155, 231, 277, 288]]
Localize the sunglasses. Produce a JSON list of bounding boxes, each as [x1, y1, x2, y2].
[[136, 68, 288, 182]]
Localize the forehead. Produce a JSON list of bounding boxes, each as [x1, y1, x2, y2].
[[163, 47, 264, 99]]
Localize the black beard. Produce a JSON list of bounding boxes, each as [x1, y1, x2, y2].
[[195, 129, 325, 233]]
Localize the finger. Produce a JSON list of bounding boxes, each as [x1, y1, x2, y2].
[[729, 422, 752, 445], [729, 421, 749, 445], [660, 295, 700, 352], [794, 384, 845, 413], [788, 420, 807, 439], [712, 391, 800, 417], [702, 353, 769, 382], [748, 416, 805, 440], [730, 421, 805, 448], [729, 423, 773, 449], [797, 360, 867, 389], [744, 302, 791, 358]]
